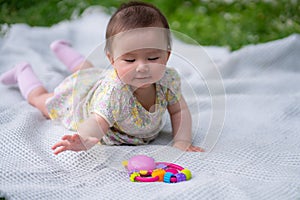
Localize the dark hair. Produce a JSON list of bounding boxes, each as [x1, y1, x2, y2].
[[105, 1, 171, 52]]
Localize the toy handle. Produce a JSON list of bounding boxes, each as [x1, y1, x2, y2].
[[156, 162, 184, 171], [135, 176, 159, 182]]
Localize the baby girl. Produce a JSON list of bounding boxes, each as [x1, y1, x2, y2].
[[0, 2, 204, 154]]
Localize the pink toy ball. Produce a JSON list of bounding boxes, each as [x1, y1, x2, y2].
[[127, 155, 156, 171]]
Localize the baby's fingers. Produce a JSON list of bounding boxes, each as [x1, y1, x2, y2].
[[51, 140, 70, 151], [62, 134, 74, 141], [53, 146, 68, 155], [71, 134, 81, 141], [187, 146, 205, 152]]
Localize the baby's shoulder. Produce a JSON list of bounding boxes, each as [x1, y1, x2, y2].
[[167, 67, 180, 76], [92, 69, 128, 99], [158, 67, 181, 86]]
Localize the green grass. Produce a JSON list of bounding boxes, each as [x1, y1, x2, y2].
[[0, 0, 300, 50]]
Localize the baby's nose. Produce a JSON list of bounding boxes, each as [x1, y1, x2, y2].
[[136, 64, 149, 73]]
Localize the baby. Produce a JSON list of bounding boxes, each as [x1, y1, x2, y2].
[[0, 2, 204, 154]]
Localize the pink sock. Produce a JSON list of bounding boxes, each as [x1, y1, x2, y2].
[[50, 40, 85, 71], [0, 62, 43, 99]]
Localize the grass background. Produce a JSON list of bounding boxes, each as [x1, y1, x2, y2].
[[0, 0, 299, 50]]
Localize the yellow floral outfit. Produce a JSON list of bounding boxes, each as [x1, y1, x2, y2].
[[46, 67, 181, 145]]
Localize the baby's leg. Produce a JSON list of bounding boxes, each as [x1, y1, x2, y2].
[[50, 40, 93, 73], [0, 62, 52, 117], [28, 87, 53, 118]]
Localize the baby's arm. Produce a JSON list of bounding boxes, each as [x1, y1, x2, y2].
[[167, 97, 204, 152], [52, 113, 109, 155]]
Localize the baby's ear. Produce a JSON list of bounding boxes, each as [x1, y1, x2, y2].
[[106, 52, 114, 65], [166, 51, 171, 61]]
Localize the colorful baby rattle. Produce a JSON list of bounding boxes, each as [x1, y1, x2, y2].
[[122, 155, 192, 183]]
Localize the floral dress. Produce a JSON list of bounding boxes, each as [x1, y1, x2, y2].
[[46, 67, 181, 145]]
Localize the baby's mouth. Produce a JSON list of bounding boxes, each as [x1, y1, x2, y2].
[[135, 76, 151, 79]]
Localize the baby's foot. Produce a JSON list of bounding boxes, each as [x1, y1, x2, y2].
[[50, 39, 71, 52], [50, 39, 85, 71], [0, 62, 31, 85]]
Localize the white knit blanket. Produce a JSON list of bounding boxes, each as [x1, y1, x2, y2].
[[0, 7, 299, 200]]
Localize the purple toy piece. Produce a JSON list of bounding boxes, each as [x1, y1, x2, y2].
[[127, 155, 156, 171], [175, 173, 186, 182]]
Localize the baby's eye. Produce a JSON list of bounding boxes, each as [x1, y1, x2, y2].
[[148, 57, 159, 61], [124, 59, 135, 63]]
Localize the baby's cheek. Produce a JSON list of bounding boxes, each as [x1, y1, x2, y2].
[[152, 65, 166, 80], [117, 70, 134, 84]]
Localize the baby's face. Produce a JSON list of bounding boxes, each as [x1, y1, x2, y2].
[[107, 27, 170, 89], [112, 48, 169, 89]]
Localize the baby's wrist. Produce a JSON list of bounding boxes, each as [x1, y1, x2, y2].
[[173, 140, 192, 149], [173, 140, 191, 145]]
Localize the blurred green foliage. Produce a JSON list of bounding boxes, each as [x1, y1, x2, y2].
[[0, 0, 299, 50]]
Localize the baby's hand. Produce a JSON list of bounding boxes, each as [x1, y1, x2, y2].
[[52, 134, 99, 155], [173, 141, 205, 152]]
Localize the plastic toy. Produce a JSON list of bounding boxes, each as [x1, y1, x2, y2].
[[122, 155, 192, 183]]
